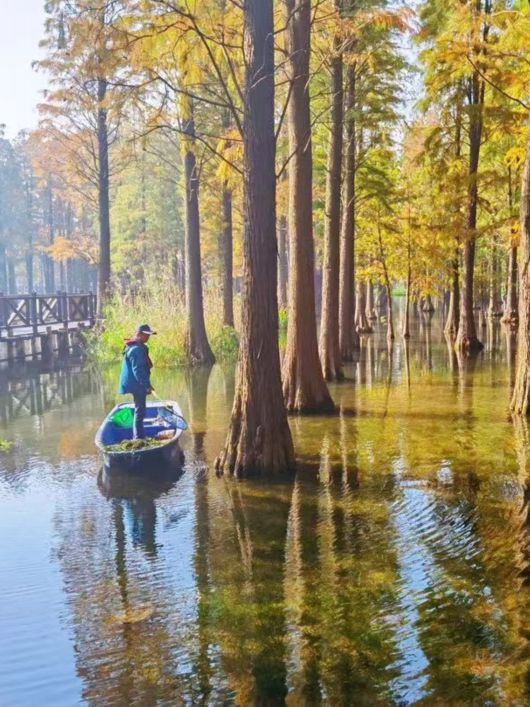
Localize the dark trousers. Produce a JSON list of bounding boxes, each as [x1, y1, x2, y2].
[[133, 391, 147, 439]]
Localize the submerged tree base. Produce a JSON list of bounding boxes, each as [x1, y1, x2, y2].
[[454, 336, 484, 355], [283, 353, 335, 414], [215, 389, 296, 478]]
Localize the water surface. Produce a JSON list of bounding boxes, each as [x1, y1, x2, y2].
[[1, 317, 530, 705]]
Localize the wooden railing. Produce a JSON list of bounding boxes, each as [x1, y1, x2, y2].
[[0, 292, 97, 337]]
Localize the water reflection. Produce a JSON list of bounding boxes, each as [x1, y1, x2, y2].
[[0, 360, 99, 423], [4, 314, 530, 704]]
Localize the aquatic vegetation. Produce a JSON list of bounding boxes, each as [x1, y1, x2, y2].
[[0, 438, 12, 453], [0, 438, 12, 452], [103, 438, 166, 453]]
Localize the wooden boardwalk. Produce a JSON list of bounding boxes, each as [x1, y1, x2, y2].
[[0, 292, 97, 363]]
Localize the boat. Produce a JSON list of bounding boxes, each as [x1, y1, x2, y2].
[[95, 400, 186, 472]]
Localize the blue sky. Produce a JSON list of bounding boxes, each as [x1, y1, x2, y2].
[[1, 0, 48, 138]]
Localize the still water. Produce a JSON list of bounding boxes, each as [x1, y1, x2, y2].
[[1, 317, 530, 705]]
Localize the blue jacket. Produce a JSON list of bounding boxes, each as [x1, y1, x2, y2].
[[119, 340, 152, 395]]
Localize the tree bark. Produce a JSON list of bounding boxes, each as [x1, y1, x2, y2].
[[282, 0, 334, 412], [377, 223, 394, 341], [503, 166, 518, 326], [487, 237, 501, 318], [339, 62, 360, 360], [445, 250, 460, 339], [220, 186, 234, 327], [183, 112, 215, 367], [403, 254, 411, 339], [97, 76, 111, 316], [215, 0, 295, 476], [278, 214, 288, 310], [503, 245, 518, 326], [455, 72, 484, 353], [365, 280, 376, 321], [511, 120, 530, 414], [319, 0, 344, 381], [355, 280, 372, 333]]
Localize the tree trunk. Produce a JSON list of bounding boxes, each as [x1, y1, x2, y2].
[[503, 245, 518, 326], [220, 186, 234, 327], [26, 255, 34, 293], [403, 257, 411, 339], [385, 282, 394, 341], [455, 73, 483, 353], [365, 280, 376, 321], [278, 214, 288, 310], [444, 250, 460, 339], [355, 280, 372, 333], [487, 238, 500, 318], [511, 120, 530, 414], [422, 293, 434, 312], [319, 0, 344, 381], [339, 62, 360, 361], [183, 113, 215, 367], [7, 259, 16, 295], [282, 0, 334, 412], [503, 163, 518, 326], [42, 178, 55, 293], [376, 221, 392, 340], [97, 77, 111, 316], [215, 0, 295, 476]]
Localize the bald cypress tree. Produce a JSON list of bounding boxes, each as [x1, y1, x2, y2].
[[216, 0, 295, 477]]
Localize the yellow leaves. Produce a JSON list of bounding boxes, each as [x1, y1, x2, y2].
[[46, 235, 98, 265], [215, 128, 243, 187], [345, 7, 414, 37], [47, 236, 77, 263], [505, 146, 526, 168]]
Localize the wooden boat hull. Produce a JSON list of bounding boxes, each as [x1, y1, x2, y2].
[[95, 400, 186, 474]]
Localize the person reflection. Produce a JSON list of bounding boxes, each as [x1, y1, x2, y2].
[[98, 467, 182, 560]]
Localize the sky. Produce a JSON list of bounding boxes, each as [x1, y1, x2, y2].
[[0, 0, 49, 138]]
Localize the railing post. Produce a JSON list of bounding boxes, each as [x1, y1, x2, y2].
[[88, 291, 95, 323], [30, 292, 38, 337], [62, 291, 69, 328], [57, 290, 65, 327]]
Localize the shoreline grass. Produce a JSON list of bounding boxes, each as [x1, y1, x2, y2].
[[87, 284, 239, 367]]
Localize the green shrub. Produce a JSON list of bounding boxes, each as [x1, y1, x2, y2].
[[211, 325, 239, 360]]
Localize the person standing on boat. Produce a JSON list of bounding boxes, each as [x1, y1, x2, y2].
[[118, 324, 156, 439]]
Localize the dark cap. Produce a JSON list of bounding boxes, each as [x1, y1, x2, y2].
[[137, 324, 157, 335]]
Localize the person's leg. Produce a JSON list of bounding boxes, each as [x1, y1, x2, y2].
[[133, 391, 147, 439]]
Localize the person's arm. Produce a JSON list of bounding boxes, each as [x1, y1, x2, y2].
[[128, 346, 151, 391]]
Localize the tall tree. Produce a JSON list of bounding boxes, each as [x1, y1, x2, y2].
[[319, 0, 344, 381], [339, 60, 361, 359], [281, 0, 334, 413], [216, 0, 295, 476], [511, 120, 530, 415], [182, 111, 216, 366], [38, 0, 128, 313]]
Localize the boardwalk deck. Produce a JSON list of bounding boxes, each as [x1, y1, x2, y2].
[[0, 292, 97, 362]]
